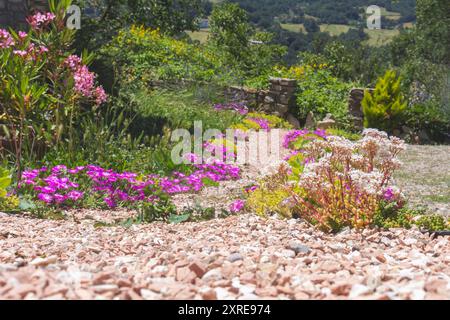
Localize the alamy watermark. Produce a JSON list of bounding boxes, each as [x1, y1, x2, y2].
[[170, 121, 282, 166], [66, 5, 81, 30], [366, 5, 381, 30]]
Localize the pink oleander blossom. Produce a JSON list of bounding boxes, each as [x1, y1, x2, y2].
[[0, 29, 14, 48], [94, 86, 107, 105], [73, 65, 95, 97], [18, 31, 27, 39], [27, 12, 55, 30], [13, 50, 28, 57], [64, 55, 82, 70], [64, 55, 107, 104]]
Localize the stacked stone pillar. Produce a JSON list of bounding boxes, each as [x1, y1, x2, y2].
[[261, 77, 297, 118]]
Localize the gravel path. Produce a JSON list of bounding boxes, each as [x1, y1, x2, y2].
[[395, 145, 450, 217], [0, 212, 449, 300], [1, 143, 449, 300]]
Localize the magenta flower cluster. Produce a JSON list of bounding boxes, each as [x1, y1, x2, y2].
[[214, 102, 249, 115], [64, 55, 107, 105], [383, 187, 396, 202], [229, 200, 245, 213], [26, 12, 56, 30], [282, 129, 327, 149], [19, 160, 240, 209], [248, 118, 271, 131], [203, 141, 236, 162]]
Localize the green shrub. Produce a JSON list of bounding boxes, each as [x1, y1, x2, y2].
[[133, 88, 243, 133], [404, 100, 450, 143], [0, 167, 18, 211], [362, 70, 408, 133], [373, 202, 419, 229], [100, 26, 227, 87], [415, 215, 449, 231], [292, 68, 354, 129], [373, 202, 449, 231]]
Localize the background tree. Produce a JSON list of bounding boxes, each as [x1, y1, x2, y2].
[[74, 0, 204, 51], [209, 3, 253, 70], [415, 0, 450, 106], [304, 18, 319, 33]]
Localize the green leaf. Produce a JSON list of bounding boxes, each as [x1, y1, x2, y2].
[[201, 177, 219, 187], [168, 213, 191, 224], [0, 176, 11, 190], [19, 199, 36, 211]]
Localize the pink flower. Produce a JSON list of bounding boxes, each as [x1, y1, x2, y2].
[[38, 45, 48, 53], [53, 194, 67, 203], [313, 129, 327, 139], [18, 31, 27, 39], [248, 118, 270, 131], [245, 185, 258, 193], [64, 55, 82, 70], [73, 65, 95, 97], [0, 29, 14, 48], [229, 200, 245, 213], [64, 55, 108, 103], [67, 190, 84, 201], [13, 50, 28, 57], [27, 12, 55, 30], [104, 197, 116, 208], [38, 193, 53, 203], [284, 150, 301, 161], [283, 129, 309, 149], [383, 188, 395, 202], [93, 86, 107, 105]]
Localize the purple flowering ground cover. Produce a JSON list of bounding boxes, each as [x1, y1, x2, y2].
[[17, 161, 241, 210]]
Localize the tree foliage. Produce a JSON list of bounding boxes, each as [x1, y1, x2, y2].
[[74, 0, 204, 50]]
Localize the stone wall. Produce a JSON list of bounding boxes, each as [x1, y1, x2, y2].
[[222, 78, 297, 118], [149, 80, 377, 131], [149, 77, 298, 121]]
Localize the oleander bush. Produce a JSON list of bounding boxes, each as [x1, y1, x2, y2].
[[0, 0, 106, 175]]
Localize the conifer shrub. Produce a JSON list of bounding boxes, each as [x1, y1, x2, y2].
[[362, 70, 408, 133]]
